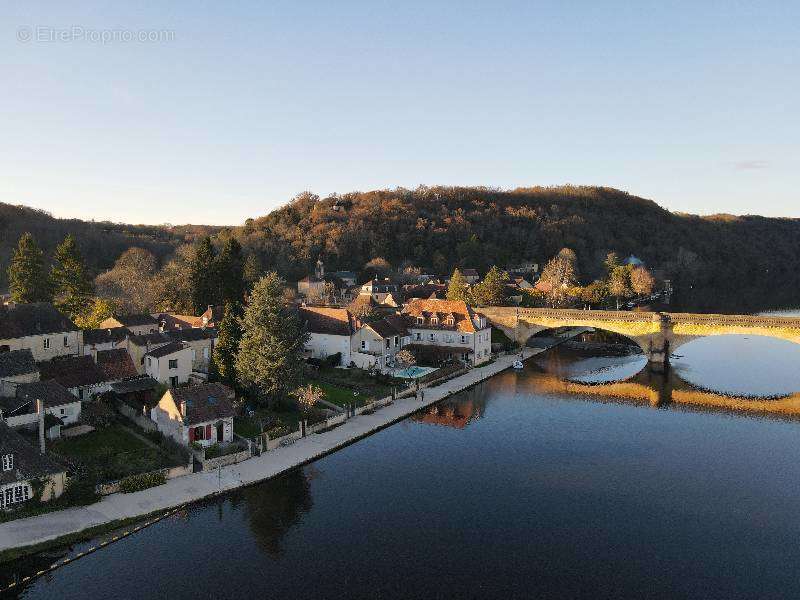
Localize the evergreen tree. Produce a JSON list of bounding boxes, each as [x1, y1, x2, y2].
[[189, 237, 219, 314], [243, 253, 263, 291], [446, 268, 471, 302], [472, 266, 509, 306], [217, 238, 245, 305], [50, 234, 94, 319], [7, 233, 51, 304], [235, 273, 309, 407], [212, 301, 243, 387]]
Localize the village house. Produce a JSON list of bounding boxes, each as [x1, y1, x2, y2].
[[166, 327, 217, 374], [0, 421, 67, 510], [461, 269, 480, 284], [38, 355, 109, 400], [350, 316, 410, 371], [299, 306, 355, 366], [0, 303, 81, 361], [99, 314, 159, 336], [359, 278, 402, 304], [402, 299, 492, 366], [127, 332, 173, 373], [0, 349, 39, 397], [144, 342, 193, 387], [1, 381, 82, 439], [151, 382, 235, 447], [81, 326, 129, 355]]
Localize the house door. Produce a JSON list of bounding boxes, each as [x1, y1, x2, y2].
[[216, 421, 224, 442], [170, 376, 178, 387]]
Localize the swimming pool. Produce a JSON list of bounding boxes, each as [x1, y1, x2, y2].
[[393, 366, 438, 379]]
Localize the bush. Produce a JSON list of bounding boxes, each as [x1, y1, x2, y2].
[[119, 471, 167, 493], [204, 443, 222, 459], [325, 352, 342, 367]]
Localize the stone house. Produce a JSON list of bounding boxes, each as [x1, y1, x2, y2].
[[0, 421, 67, 510], [402, 299, 492, 366], [0, 303, 81, 362], [151, 382, 235, 448]]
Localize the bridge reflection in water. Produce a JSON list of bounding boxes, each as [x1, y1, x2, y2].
[[515, 361, 800, 418]]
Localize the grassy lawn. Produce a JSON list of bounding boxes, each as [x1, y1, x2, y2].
[[234, 407, 304, 439], [50, 424, 173, 482], [311, 367, 397, 400], [310, 380, 365, 407]]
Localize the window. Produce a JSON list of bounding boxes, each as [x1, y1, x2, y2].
[[415, 333, 421, 341], [43, 338, 51, 350], [394, 336, 399, 346], [361, 340, 366, 350], [203, 348, 209, 359], [416, 317, 424, 325], [169, 359, 178, 369], [461, 335, 467, 343], [147, 357, 152, 368], [1, 454, 13, 471], [63, 336, 69, 347], [445, 334, 452, 343], [193, 425, 205, 440], [385, 339, 390, 349], [430, 317, 438, 325], [429, 333, 435, 341], [2, 485, 30, 508], [191, 349, 197, 360]]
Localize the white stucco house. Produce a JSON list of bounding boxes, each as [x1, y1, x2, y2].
[[299, 306, 355, 367], [151, 382, 235, 447], [144, 342, 193, 388]]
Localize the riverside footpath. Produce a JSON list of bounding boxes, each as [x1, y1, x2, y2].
[[0, 349, 537, 556]]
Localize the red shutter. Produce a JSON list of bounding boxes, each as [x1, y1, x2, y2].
[[188, 427, 195, 442], [206, 424, 212, 439]]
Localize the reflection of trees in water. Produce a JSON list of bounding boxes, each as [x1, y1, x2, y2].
[[243, 467, 314, 558]]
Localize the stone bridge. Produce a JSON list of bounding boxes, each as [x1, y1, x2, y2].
[[480, 307, 800, 365]]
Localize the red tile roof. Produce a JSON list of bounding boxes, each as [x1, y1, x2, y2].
[[402, 299, 483, 333]]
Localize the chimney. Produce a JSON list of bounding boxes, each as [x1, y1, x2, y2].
[[91, 346, 98, 363], [37, 398, 46, 454], [180, 400, 187, 424]]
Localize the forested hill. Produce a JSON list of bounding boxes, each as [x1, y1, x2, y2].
[[0, 202, 219, 290], [237, 186, 800, 308], [3, 187, 799, 312]]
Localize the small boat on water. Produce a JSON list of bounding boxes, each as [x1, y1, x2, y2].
[[512, 360, 524, 370]]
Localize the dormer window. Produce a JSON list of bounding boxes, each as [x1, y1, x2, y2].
[[444, 317, 455, 326], [416, 317, 424, 325], [1, 454, 13, 472], [430, 317, 438, 326]]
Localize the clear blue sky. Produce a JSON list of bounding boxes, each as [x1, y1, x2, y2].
[[2, 1, 798, 225]]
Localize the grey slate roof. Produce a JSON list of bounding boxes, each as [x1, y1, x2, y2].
[[0, 421, 66, 486], [0, 349, 37, 378], [170, 383, 235, 425], [0, 381, 78, 419], [83, 327, 129, 346], [167, 328, 218, 343], [110, 375, 159, 394], [128, 332, 172, 347], [0, 303, 78, 339], [145, 341, 187, 359], [38, 356, 107, 389]]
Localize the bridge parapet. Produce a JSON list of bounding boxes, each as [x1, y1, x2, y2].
[[479, 306, 800, 366]]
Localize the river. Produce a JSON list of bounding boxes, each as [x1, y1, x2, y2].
[[4, 322, 800, 599]]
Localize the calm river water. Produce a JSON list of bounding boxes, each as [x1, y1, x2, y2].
[[4, 322, 800, 599]]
